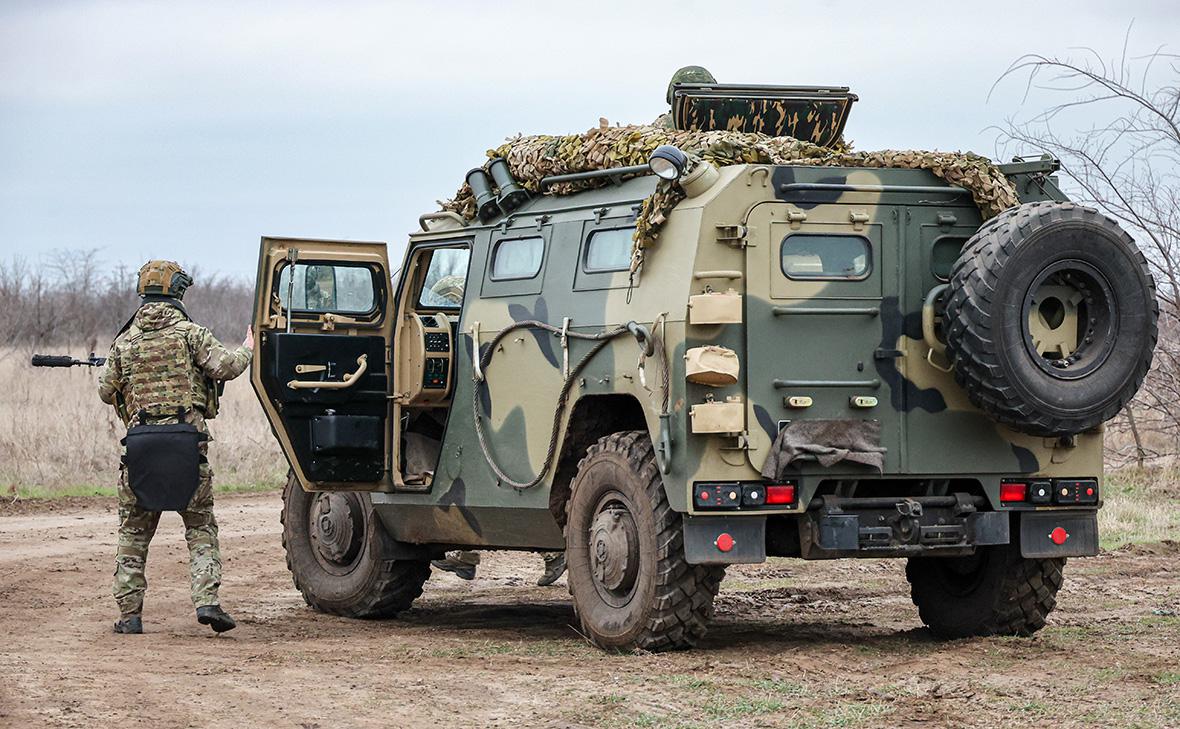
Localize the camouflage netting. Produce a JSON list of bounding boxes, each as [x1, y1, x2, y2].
[[440, 125, 1019, 271]]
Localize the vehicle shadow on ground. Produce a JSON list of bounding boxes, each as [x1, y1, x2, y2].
[[387, 598, 940, 653]]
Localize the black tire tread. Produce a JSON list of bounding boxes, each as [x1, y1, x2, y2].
[[569, 430, 725, 651], [281, 474, 430, 619], [906, 548, 1065, 638], [944, 201, 1157, 436]]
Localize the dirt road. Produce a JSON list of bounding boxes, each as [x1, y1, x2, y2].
[[1, 493, 1177, 728]]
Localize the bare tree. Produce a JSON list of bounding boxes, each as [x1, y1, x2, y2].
[[993, 32, 1180, 466], [0, 250, 253, 351]]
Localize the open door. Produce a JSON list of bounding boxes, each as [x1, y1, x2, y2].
[[252, 237, 394, 491]]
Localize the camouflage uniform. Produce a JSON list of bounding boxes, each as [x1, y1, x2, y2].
[[98, 302, 251, 617]]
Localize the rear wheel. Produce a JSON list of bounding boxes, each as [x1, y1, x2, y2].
[[566, 431, 724, 651], [906, 540, 1064, 638], [281, 472, 430, 618]]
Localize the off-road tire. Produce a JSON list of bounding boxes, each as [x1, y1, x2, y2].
[[906, 540, 1065, 638], [281, 472, 430, 618], [944, 201, 1156, 436], [565, 430, 725, 652]]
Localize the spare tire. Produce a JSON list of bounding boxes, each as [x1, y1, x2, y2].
[[944, 201, 1157, 436]]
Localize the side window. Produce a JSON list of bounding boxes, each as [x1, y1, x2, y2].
[[417, 247, 472, 309], [278, 263, 377, 313], [490, 236, 544, 280], [781, 233, 871, 280], [931, 236, 968, 281], [583, 228, 632, 272]]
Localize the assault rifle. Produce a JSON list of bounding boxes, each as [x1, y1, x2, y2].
[[30, 352, 107, 368], [32, 352, 131, 423]]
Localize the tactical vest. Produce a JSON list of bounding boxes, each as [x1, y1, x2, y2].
[[116, 300, 219, 420], [122, 324, 200, 418]]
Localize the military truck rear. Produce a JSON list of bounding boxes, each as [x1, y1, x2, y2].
[[251, 81, 1156, 651]]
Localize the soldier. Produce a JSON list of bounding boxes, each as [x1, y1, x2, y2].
[[653, 65, 717, 129], [98, 260, 253, 635]]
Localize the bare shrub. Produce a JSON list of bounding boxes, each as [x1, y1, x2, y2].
[[0, 347, 286, 493], [994, 35, 1180, 469], [0, 252, 281, 494], [0, 250, 253, 352]]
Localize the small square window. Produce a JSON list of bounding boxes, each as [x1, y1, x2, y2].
[[278, 263, 377, 313], [781, 234, 871, 280], [418, 247, 471, 308], [490, 236, 544, 280], [583, 228, 633, 273]]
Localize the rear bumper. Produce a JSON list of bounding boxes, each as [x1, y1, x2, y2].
[[683, 496, 1100, 564]]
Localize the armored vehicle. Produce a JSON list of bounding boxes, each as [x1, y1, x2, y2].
[[251, 81, 1156, 651]]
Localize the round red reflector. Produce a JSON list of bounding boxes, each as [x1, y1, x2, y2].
[[699, 491, 710, 501], [1049, 527, 1069, 545], [715, 533, 735, 552], [1086, 487, 1094, 496]]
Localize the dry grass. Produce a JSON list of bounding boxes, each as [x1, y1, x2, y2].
[[1, 346, 1175, 550], [0, 346, 286, 497]]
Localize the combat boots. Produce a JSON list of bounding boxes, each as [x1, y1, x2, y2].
[[113, 615, 143, 634], [537, 552, 567, 587], [196, 604, 237, 633]]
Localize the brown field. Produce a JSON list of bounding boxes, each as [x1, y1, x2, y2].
[[1, 347, 1179, 727], [0, 348, 286, 497]]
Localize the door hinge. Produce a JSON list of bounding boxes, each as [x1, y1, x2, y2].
[[873, 348, 904, 360]]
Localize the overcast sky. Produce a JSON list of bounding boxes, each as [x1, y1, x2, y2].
[[2, 0, 1178, 278]]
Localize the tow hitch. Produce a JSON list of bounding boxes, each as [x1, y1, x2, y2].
[[800, 494, 1010, 558]]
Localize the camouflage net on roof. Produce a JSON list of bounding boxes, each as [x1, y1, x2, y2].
[[440, 125, 1019, 271]]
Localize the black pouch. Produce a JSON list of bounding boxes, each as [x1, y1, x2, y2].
[[121, 421, 208, 511]]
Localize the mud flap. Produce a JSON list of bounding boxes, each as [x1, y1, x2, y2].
[[122, 423, 207, 511], [683, 514, 766, 564], [1019, 511, 1099, 558]]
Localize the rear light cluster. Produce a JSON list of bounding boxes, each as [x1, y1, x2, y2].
[[1000, 478, 1098, 506], [694, 481, 797, 510]]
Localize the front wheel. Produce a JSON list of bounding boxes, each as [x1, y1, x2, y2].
[[906, 540, 1065, 638], [281, 472, 430, 618], [566, 431, 724, 651]]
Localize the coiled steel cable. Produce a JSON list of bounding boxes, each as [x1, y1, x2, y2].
[[471, 319, 667, 491]]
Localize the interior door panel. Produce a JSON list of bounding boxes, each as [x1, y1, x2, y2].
[[258, 332, 388, 482]]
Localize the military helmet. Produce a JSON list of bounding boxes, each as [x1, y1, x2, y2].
[[136, 260, 193, 299], [430, 274, 466, 305], [666, 65, 717, 104]]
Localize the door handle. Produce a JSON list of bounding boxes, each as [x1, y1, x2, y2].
[[294, 364, 328, 374], [288, 354, 368, 390]]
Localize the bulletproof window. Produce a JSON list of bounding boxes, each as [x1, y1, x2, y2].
[[931, 236, 969, 281], [583, 227, 633, 273], [278, 263, 377, 313], [780, 233, 871, 280], [417, 247, 472, 309], [490, 236, 544, 280]]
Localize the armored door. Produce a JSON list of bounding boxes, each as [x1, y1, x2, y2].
[[744, 202, 901, 477]]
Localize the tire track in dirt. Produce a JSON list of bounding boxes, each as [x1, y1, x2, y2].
[[1, 494, 1177, 728]]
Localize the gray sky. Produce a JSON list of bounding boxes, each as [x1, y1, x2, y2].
[[2, 0, 1178, 278]]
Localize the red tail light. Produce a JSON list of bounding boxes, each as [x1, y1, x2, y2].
[[1000, 482, 1028, 503], [765, 484, 796, 505]]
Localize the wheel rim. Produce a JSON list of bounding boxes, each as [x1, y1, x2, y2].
[[1021, 259, 1117, 380], [587, 490, 641, 608], [308, 492, 366, 576]]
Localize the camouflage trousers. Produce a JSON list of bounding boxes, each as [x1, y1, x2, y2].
[[113, 456, 221, 617]]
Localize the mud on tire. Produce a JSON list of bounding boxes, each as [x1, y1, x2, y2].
[[565, 431, 725, 652], [906, 539, 1065, 638], [944, 201, 1157, 437], [281, 472, 430, 618]]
